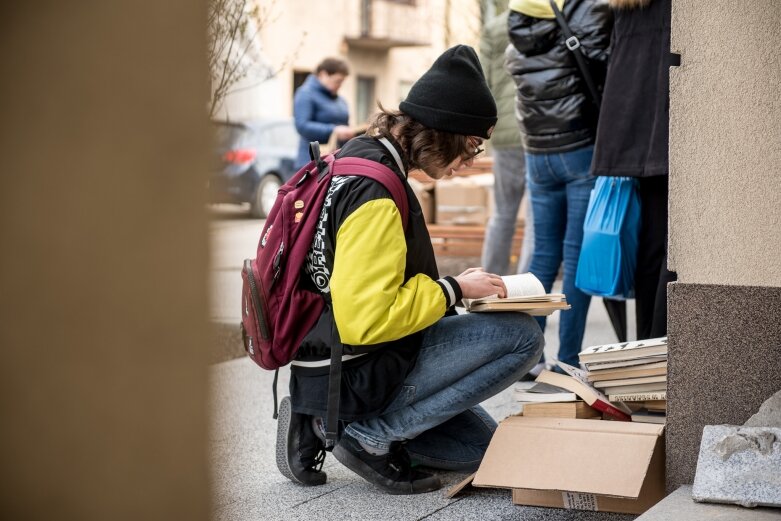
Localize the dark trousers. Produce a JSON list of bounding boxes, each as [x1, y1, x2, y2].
[[635, 176, 677, 339]]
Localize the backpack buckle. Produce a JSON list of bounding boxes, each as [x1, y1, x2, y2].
[[565, 35, 580, 51]]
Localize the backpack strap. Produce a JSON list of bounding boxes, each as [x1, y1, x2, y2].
[[324, 341, 343, 447], [321, 157, 410, 447]]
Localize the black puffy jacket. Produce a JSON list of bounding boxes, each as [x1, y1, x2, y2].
[[506, 0, 612, 153]]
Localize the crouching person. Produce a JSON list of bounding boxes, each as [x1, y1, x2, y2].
[[276, 45, 545, 495]]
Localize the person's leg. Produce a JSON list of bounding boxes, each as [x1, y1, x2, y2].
[[635, 176, 668, 339], [555, 145, 596, 367], [481, 147, 526, 275], [517, 193, 535, 274], [405, 405, 496, 472], [651, 250, 676, 338], [526, 152, 566, 335], [344, 312, 544, 454]]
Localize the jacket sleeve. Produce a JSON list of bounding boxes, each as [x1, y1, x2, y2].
[[293, 89, 336, 143], [329, 198, 458, 346], [572, 0, 613, 65]]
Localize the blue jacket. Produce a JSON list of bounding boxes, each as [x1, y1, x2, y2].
[[293, 74, 349, 168]]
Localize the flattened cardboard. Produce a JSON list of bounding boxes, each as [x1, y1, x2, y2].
[[445, 472, 475, 499], [473, 416, 665, 513]]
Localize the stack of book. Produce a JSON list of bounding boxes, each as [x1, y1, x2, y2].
[[531, 364, 632, 421], [513, 382, 601, 419], [466, 273, 570, 316], [578, 337, 668, 424]]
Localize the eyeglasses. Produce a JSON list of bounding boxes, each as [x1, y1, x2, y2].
[[464, 136, 484, 161]]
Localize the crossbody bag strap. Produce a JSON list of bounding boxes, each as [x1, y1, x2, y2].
[[549, 0, 602, 109]]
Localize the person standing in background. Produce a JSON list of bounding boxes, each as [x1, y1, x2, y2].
[[479, 9, 535, 277], [506, 0, 613, 369], [591, 0, 676, 339], [293, 57, 354, 169]]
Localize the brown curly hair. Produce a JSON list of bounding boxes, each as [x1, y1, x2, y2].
[[366, 106, 480, 173]]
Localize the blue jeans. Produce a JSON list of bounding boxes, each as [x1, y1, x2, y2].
[[344, 312, 544, 471], [526, 145, 596, 367], [481, 147, 535, 275]]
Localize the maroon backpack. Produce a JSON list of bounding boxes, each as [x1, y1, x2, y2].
[[240, 141, 409, 428]]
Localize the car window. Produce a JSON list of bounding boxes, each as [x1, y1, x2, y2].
[[214, 122, 251, 152], [267, 122, 298, 149]]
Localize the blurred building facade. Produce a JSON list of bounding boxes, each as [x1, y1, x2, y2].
[[214, 0, 484, 124]]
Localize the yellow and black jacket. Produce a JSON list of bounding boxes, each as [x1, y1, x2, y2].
[[290, 135, 462, 421]]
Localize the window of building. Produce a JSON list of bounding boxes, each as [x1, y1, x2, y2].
[[292, 70, 309, 99], [356, 76, 377, 125]]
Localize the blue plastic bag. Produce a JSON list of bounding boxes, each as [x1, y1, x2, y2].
[[575, 176, 640, 299]]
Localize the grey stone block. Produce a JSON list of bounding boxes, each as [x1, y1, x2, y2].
[[637, 485, 781, 521], [746, 389, 781, 428], [692, 425, 781, 508]]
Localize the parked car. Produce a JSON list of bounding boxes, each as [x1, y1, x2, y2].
[[209, 118, 298, 218]]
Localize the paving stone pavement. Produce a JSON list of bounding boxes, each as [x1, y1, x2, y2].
[[208, 211, 641, 520], [210, 358, 640, 521]]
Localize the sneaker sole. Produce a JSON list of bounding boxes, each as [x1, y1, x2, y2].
[[333, 442, 441, 495], [275, 396, 326, 486]]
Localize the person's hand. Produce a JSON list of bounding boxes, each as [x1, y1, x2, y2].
[[333, 125, 355, 141], [455, 267, 507, 299]]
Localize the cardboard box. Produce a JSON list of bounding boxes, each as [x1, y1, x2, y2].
[[435, 177, 487, 225], [408, 178, 434, 224], [472, 417, 666, 515], [471, 173, 495, 223]]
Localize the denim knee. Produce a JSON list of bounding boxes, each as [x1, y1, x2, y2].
[[514, 313, 545, 361]]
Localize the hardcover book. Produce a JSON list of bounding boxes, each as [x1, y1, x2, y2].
[[579, 337, 668, 364], [587, 361, 667, 382], [513, 382, 578, 403], [522, 401, 601, 419]]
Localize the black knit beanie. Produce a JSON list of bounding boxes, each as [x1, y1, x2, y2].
[[399, 45, 497, 139]]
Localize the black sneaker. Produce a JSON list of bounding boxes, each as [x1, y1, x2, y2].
[[275, 396, 327, 486], [332, 433, 441, 495]]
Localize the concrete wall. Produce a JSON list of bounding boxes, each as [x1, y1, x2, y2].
[[666, 0, 781, 491], [0, 3, 211, 520]]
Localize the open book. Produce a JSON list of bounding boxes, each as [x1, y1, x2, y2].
[[464, 273, 570, 316], [535, 362, 632, 421]]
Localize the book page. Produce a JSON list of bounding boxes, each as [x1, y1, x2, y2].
[[467, 273, 546, 306], [503, 273, 545, 298]]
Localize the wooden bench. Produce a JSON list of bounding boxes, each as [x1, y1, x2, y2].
[[428, 224, 525, 259]]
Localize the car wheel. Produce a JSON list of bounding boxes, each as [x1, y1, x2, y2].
[[251, 174, 282, 219]]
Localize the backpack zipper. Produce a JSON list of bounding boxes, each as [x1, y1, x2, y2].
[[244, 259, 270, 340], [272, 243, 284, 283]]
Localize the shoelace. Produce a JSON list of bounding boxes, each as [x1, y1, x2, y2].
[[386, 443, 412, 477], [309, 448, 326, 473]]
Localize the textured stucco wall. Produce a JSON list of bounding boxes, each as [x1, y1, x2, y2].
[[669, 0, 781, 287], [0, 3, 211, 520]]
